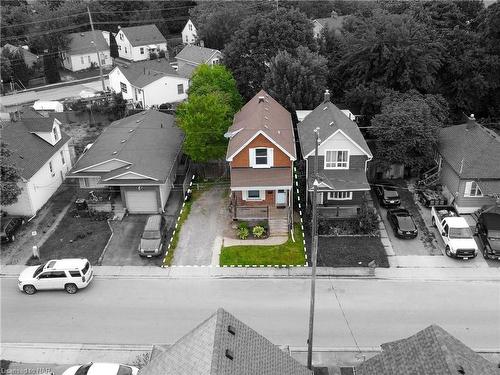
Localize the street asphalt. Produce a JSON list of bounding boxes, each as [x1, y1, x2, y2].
[[2, 277, 499, 350]]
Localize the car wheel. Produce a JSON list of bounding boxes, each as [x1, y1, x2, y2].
[[23, 285, 36, 295], [65, 283, 78, 294], [431, 217, 436, 227], [445, 246, 452, 257]]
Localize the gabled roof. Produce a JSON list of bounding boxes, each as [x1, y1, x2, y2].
[[439, 121, 500, 179], [314, 15, 345, 30], [356, 325, 499, 375], [297, 101, 372, 158], [119, 24, 166, 47], [175, 44, 221, 65], [226, 90, 296, 161], [1, 44, 38, 66], [69, 110, 183, 184], [66, 30, 109, 55], [113, 59, 184, 89], [139, 308, 312, 375], [21, 117, 55, 132], [1, 120, 70, 180]]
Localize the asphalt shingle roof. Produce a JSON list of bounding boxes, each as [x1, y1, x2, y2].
[[231, 168, 292, 188], [2, 44, 38, 66], [439, 121, 500, 179], [69, 110, 183, 184], [120, 25, 166, 47], [1, 119, 70, 180], [139, 308, 313, 375], [114, 59, 181, 88], [66, 30, 109, 55], [307, 168, 370, 191], [175, 44, 221, 65], [297, 101, 372, 158], [356, 325, 500, 375]]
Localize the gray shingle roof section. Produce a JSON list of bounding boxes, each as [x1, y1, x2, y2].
[[120, 24, 166, 47], [308, 169, 370, 191], [139, 308, 313, 375], [20, 117, 54, 132], [67, 30, 109, 55], [297, 101, 372, 158], [114, 59, 182, 88], [356, 325, 500, 375], [175, 44, 221, 65], [1, 120, 70, 180], [439, 121, 500, 179], [69, 110, 183, 184]]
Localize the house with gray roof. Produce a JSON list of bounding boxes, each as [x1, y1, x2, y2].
[[433, 117, 500, 214], [356, 325, 499, 375], [1, 44, 39, 68], [140, 308, 312, 375], [116, 24, 167, 62], [1, 115, 72, 216], [175, 44, 222, 78], [297, 90, 373, 217], [108, 59, 189, 108], [61, 30, 112, 72], [68, 110, 184, 214], [312, 11, 346, 39]]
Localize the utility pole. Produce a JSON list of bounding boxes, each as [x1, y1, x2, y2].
[[87, 6, 106, 93], [307, 127, 320, 370]]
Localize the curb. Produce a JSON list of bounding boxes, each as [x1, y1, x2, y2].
[[97, 220, 114, 266]]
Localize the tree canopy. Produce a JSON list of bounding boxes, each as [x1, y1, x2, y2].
[[1, 142, 22, 206]]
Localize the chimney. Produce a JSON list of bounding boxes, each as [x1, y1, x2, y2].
[[199, 40, 204, 48], [324, 89, 330, 103]]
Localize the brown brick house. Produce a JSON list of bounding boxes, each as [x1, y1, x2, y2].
[[226, 90, 296, 235]]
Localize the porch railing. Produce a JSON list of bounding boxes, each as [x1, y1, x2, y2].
[[233, 206, 269, 220]]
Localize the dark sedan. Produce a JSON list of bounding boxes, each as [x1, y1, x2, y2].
[[1, 216, 25, 243], [374, 185, 401, 207], [387, 208, 418, 239]]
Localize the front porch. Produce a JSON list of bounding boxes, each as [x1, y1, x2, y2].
[[75, 187, 126, 218]]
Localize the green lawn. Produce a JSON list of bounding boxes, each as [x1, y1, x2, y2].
[[220, 224, 306, 266]]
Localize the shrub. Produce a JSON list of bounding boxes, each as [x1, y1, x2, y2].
[[252, 225, 265, 238], [237, 221, 248, 230], [238, 227, 249, 239], [158, 50, 166, 58], [150, 52, 158, 60], [357, 198, 378, 234]]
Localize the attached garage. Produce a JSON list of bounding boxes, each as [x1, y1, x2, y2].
[[124, 189, 159, 213]]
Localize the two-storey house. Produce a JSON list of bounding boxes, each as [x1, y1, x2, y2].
[[115, 25, 167, 62], [175, 45, 222, 78], [61, 30, 112, 72], [181, 19, 197, 45], [297, 91, 373, 217], [226, 90, 296, 236]]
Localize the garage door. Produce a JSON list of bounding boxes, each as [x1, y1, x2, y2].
[[125, 190, 158, 213]]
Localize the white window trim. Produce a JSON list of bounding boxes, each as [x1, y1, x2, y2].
[[243, 190, 264, 201], [324, 149, 349, 170], [464, 181, 483, 197], [250, 147, 274, 168], [327, 191, 353, 200]]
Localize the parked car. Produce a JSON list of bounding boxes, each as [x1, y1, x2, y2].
[[139, 215, 165, 257], [62, 363, 138, 375], [1, 216, 25, 243], [387, 208, 418, 239], [476, 212, 500, 260], [374, 185, 401, 207], [18, 258, 94, 295]]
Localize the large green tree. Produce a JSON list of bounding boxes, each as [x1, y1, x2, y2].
[[263, 46, 328, 113], [1, 142, 22, 206]]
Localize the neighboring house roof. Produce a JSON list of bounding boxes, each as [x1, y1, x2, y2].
[[1, 119, 70, 180], [297, 101, 372, 158], [66, 30, 109, 55], [314, 15, 345, 29], [175, 44, 221, 65], [439, 121, 500, 179], [112, 59, 183, 89], [119, 24, 167, 47], [356, 325, 499, 375], [231, 168, 292, 189], [308, 168, 370, 191], [226, 89, 296, 161], [1, 43, 38, 66], [139, 308, 313, 375], [69, 110, 183, 184], [20, 117, 54, 132]]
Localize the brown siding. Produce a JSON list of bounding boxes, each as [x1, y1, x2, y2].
[[349, 155, 369, 169], [231, 134, 291, 168], [234, 190, 275, 206]]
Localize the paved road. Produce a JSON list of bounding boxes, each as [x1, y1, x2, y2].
[[2, 277, 499, 350]]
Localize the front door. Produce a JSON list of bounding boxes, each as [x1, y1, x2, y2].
[[276, 190, 286, 206]]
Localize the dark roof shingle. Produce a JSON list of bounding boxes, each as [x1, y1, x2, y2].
[[67, 30, 109, 55], [120, 25, 166, 47], [175, 44, 221, 65]]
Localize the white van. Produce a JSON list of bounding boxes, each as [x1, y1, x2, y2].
[[18, 258, 94, 295]]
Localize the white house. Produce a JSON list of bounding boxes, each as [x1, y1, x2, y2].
[[1, 115, 72, 216], [175, 44, 222, 78], [115, 24, 167, 62], [181, 19, 197, 45], [61, 30, 112, 72], [33, 100, 64, 113], [109, 59, 189, 108], [312, 11, 346, 39]]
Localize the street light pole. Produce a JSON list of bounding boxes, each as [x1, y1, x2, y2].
[[307, 127, 320, 370], [87, 6, 106, 93]]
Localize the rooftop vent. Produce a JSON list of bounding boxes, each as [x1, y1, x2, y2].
[[329, 121, 335, 126], [128, 129, 134, 133], [277, 130, 281, 134], [258, 96, 265, 103], [136, 119, 143, 123], [264, 116, 268, 120], [121, 139, 126, 143], [323, 106, 328, 111], [125, 166, 130, 170], [225, 349, 234, 360], [227, 325, 236, 335], [112, 151, 118, 155]]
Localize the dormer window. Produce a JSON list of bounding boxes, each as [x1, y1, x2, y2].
[[53, 126, 60, 143], [250, 148, 273, 168], [255, 148, 268, 165]]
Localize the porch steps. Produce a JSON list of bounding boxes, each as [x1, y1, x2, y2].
[[268, 218, 289, 236]]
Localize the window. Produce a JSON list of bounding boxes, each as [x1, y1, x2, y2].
[[325, 150, 348, 169], [101, 59, 105, 65], [245, 190, 262, 200], [80, 56, 84, 64], [82, 261, 90, 275], [40, 271, 66, 279], [177, 84, 184, 94], [119, 33, 123, 41], [69, 271, 81, 277], [327, 191, 352, 200], [120, 82, 128, 93], [140, 47, 144, 54], [49, 161, 53, 174], [125, 47, 127, 53], [185, 35, 188, 42], [118, 45, 122, 51], [53, 126, 60, 142], [212, 58, 220, 65], [60, 151, 65, 165], [255, 148, 268, 165], [464, 181, 483, 197], [188, 24, 193, 31], [88, 56, 91, 63]]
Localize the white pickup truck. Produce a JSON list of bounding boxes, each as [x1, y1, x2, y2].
[[431, 205, 478, 259]]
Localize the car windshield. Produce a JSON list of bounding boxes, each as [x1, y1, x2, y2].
[[75, 364, 92, 375], [384, 189, 399, 198], [143, 230, 161, 239], [117, 366, 133, 375], [488, 230, 500, 240], [449, 227, 472, 238], [33, 265, 45, 278]]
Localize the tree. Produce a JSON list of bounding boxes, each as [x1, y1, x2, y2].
[[188, 64, 243, 113], [263, 46, 328, 113], [176, 93, 233, 162], [370, 91, 449, 172], [43, 54, 60, 84], [224, 7, 315, 99], [1, 142, 22, 206]]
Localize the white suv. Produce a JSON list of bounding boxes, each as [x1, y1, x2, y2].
[[18, 258, 94, 295]]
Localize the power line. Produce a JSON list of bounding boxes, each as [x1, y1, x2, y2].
[[1, 13, 88, 28]]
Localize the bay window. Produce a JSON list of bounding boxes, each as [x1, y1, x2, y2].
[[325, 150, 349, 169]]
